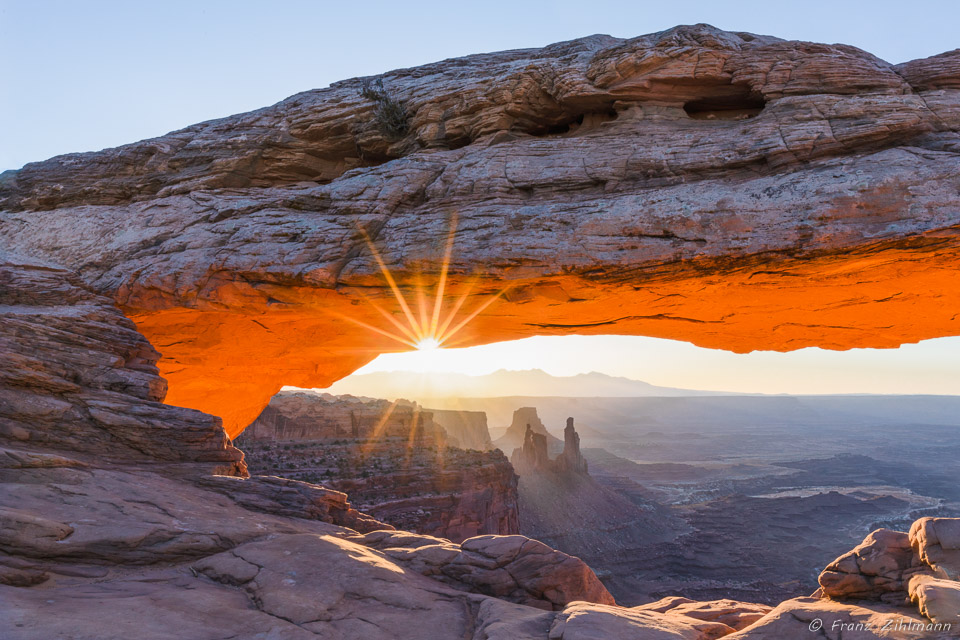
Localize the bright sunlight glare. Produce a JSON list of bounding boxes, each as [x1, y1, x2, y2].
[[331, 334, 960, 396], [333, 212, 508, 353], [416, 337, 442, 351]]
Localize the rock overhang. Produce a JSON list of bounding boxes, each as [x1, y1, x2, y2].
[[1, 24, 958, 436]]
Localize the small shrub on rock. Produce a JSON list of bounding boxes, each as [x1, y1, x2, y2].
[[359, 78, 409, 139]]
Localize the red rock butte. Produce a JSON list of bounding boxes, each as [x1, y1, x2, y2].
[[2, 24, 959, 437]]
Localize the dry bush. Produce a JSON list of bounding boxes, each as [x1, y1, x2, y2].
[[360, 78, 410, 139]]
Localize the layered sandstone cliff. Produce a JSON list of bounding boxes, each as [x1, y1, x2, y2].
[[0, 256, 388, 575], [1, 25, 958, 436], [241, 391, 448, 444], [0, 253, 245, 475], [238, 391, 519, 542], [428, 408, 494, 450]]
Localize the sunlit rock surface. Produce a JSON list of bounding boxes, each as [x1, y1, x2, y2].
[[819, 528, 924, 600], [724, 597, 951, 639], [2, 25, 958, 435], [810, 525, 960, 637], [355, 529, 615, 611], [911, 517, 960, 580]]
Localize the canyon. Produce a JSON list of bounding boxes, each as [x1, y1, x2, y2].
[[421, 394, 960, 608], [238, 391, 518, 542], [2, 22, 960, 639]]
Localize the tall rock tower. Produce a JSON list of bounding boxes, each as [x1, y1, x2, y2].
[[511, 424, 551, 474], [556, 417, 588, 475]]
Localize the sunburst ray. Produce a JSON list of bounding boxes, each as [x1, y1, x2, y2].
[[348, 214, 507, 353], [358, 226, 424, 341]]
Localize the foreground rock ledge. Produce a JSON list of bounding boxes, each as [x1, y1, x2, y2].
[[2, 24, 959, 433]]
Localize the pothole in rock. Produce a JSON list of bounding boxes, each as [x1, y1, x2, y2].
[[683, 90, 766, 121]]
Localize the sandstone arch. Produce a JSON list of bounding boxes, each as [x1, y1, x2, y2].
[[2, 24, 959, 437]]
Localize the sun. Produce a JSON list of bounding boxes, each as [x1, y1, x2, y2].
[[333, 212, 509, 354], [416, 336, 442, 351]]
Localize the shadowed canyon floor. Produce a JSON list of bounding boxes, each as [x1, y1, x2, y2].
[[2, 22, 960, 639], [422, 396, 960, 607]]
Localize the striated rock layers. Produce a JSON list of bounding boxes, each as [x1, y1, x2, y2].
[[2, 25, 959, 435], [244, 393, 495, 451], [0, 256, 388, 580], [240, 391, 448, 444], [0, 253, 245, 476], [428, 408, 494, 450], [3, 24, 960, 639], [237, 391, 519, 542]]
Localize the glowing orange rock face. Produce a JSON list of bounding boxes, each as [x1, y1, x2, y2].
[[128, 229, 960, 438]]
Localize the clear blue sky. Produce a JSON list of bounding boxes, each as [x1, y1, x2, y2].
[[2, 1, 958, 394], [1, 0, 958, 170]]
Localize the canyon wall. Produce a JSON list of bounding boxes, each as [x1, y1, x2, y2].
[[0, 256, 635, 639], [241, 391, 447, 444], [428, 408, 493, 450], [237, 392, 519, 542], [0, 253, 245, 476]]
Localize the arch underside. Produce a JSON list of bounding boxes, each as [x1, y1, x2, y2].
[[125, 228, 960, 438]]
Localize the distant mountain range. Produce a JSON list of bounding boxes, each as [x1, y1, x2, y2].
[[318, 368, 741, 401]]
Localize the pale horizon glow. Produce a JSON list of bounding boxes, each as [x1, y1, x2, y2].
[[326, 335, 960, 396]]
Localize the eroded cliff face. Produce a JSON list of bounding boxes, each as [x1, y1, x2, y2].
[[0, 253, 245, 475], [1, 24, 958, 436], [238, 391, 519, 542], [429, 408, 494, 451], [241, 391, 448, 444]]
